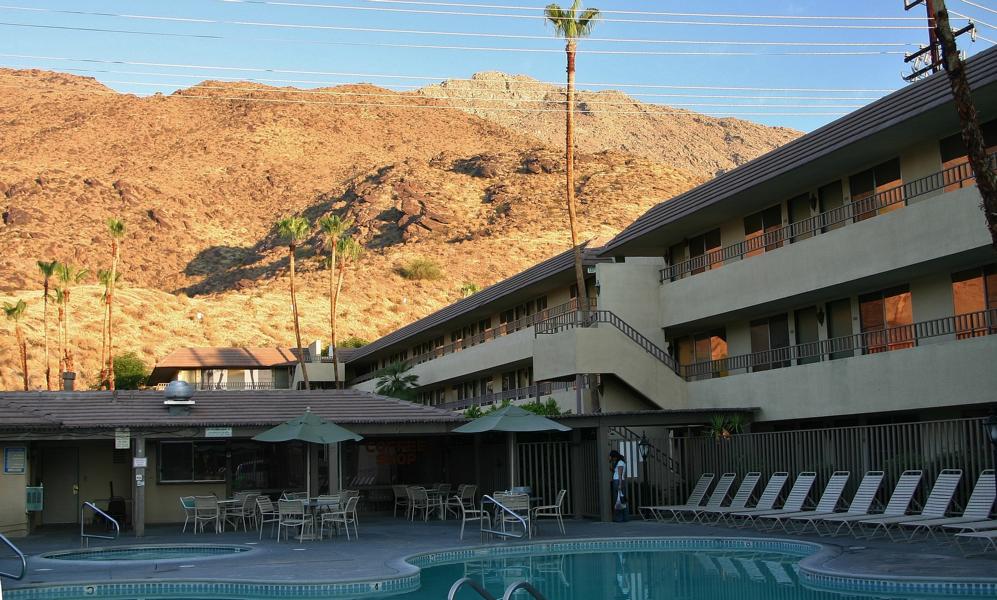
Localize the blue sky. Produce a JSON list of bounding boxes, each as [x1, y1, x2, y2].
[[0, 0, 994, 131]]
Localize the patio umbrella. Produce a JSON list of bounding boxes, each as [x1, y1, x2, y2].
[[253, 408, 363, 499], [453, 405, 570, 488]]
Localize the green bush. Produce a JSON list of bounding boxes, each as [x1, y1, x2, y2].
[[340, 336, 370, 348], [521, 397, 563, 417], [114, 352, 149, 390], [398, 258, 443, 281]]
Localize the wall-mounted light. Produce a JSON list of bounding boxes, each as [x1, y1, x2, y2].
[[816, 308, 826, 326]]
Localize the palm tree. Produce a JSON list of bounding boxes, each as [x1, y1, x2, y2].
[[97, 269, 122, 388], [277, 216, 312, 390], [318, 214, 352, 388], [53, 286, 66, 377], [3, 299, 29, 391], [37, 260, 59, 390], [545, 1, 600, 317], [375, 362, 419, 401], [105, 218, 125, 390], [333, 236, 364, 389], [55, 263, 88, 376]]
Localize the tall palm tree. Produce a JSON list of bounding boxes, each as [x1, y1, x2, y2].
[[334, 236, 364, 389], [277, 216, 312, 390], [97, 269, 122, 388], [375, 362, 419, 401], [3, 299, 29, 391], [37, 260, 59, 390], [318, 214, 352, 388], [53, 286, 66, 377], [545, 1, 599, 317], [105, 218, 125, 390], [55, 263, 88, 376]]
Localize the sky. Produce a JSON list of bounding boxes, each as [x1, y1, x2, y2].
[[0, 0, 994, 132]]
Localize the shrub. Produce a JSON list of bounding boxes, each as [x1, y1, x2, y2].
[[340, 336, 370, 348], [398, 258, 443, 281], [459, 283, 480, 297], [114, 352, 149, 390]]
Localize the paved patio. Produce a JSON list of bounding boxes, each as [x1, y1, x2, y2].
[[3, 516, 996, 591]]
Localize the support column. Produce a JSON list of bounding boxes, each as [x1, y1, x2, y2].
[[327, 443, 341, 494], [473, 435, 482, 491], [132, 435, 146, 537], [309, 444, 320, 496], [596, 424, 611, 522], [507, 432, 517, 489], [569, 428, 585, 519]]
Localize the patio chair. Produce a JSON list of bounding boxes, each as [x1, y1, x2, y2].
[[455, 494, 491, 540], [753, 471, 850, 532], [815, 470, 922, 537], [224, 493, 257, 532], [900, 469, 995, 541], [709, 472, 788, 526], [193, 496, 220, 534], [692, 472, 760, 524], [729, 471, 817, 528], [671, 472, 735, 523], [276, 499, 309, 542], [954, 529, 997, 554], [494, 493, 531, 537], [446, 485, 477, 519], [942, 519, 997, 535], [642, 473, 713, 521], [392, 485, 410, 518], [858, 469, 962, 541], [281, 491, 308, 501], [437, 483, 452, 495], [789, 471, 884, 535], [320, 495, 360, 540], [409, 487, 440, 521], [179, 496, 195, 534], [532, 489, 568, 535], [256, 496, 279, 540]]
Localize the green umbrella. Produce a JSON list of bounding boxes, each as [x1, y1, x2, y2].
[[253, 408, 362, 498], [453, 405, 569, 488]]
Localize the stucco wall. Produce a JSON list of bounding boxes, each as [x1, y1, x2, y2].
[[0, 443, 29, 536], [595, 261, 666, 347], [687, 334, 997, 422]]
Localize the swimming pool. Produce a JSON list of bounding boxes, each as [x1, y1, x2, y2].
[[9, 538, 995, 599], [40, 544, 252, 562]]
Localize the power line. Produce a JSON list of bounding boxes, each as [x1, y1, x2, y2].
[[0, 5, 922, 47], [951, 9, 997, 31], [0, 53, 900, 93], [957, 0, 997, 17], [0, 21, 910, 56]]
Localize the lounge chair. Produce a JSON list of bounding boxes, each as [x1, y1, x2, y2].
[[693, 472, 760, 524], [729, 471, 816, 528], [672, 473, 736, 523], [942, 519, 997, 534], [754, 471, 850, 532], [789, 471, 883, 535], [858, 469, 962, 541], [900, 469, 995, 541], [709, 472, 788, 525], [814, 470, 922, 537], [954, 529, 997, 554], [642, 473, 714, 522]]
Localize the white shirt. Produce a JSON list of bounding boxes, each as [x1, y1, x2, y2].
[[613, 460, 626, 481]]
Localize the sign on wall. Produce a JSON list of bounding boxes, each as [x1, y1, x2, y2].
[[205, 427, 233, 438], [115, 428, 131, 450], [3, 447, 26, 474]]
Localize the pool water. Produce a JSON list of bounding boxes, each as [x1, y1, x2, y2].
[[41, 544, 251, 561]]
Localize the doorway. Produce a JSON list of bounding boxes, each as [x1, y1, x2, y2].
[[41, 447, 80, 525]]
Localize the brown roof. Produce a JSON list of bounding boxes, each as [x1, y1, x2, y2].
[[0, 390, 464, 431], [154, 347, 302, 369]]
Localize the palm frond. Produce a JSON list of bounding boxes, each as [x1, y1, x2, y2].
[[544, 4, 570, 35], [576, 8, 600, 37], [277, 216, 311, 243], [3, 299, 27, 321], [107, 217, 125, 238]]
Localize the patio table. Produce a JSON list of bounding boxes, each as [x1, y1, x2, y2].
[[296, 497, 341, 541], [216, 499, 241, 532], [425, 490, 447, 521]]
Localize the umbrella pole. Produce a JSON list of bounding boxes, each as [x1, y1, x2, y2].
[[508, 431, 516, 489], [307, 445, 311, 499]]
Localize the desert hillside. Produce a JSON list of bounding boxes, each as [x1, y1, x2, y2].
[[0, 68, 796, 390]]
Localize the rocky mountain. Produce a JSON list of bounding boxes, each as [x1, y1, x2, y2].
[[0, 68, 796, 390]]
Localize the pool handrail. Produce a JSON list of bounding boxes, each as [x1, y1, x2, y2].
[[0, 532, 26, 580], [502, 580, 546, 600], [480, 494, 529, 539], [81, 501, 120, 548], [447, 577, 547, 600]]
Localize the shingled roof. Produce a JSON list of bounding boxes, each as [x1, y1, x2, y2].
[[0, 390, 464, 431], [153, 347, 302, 369]]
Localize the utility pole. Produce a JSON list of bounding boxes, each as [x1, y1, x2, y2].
[[903, 0, 997, 250]]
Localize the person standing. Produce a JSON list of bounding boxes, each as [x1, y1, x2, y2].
[[609, 450, 628, 522]]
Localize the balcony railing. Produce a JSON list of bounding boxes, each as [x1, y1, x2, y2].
[[348, 298, 596, 385], [681, 308, 997, 380], [153, 381, 287, 391], [441, 381, 577, 411], [659, 155, 996, 283]]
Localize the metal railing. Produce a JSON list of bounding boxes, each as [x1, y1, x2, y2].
[[153, 381, 286, 391], [443, 381, 576, 411], [448, 578, 547, 600], [348, 299, 596, 385], [0, 532, 26, 581], [681, 308, 997, 380], [479, 495, 529, 540], [81, 501, 120, 548], [659, 155, 996, 283]]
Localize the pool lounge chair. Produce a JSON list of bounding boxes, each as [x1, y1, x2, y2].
[[789, 471, 883, 535], [693, 472, 761, 524], [814, 470, 922, 537], [954, 529, 997, 554], [642, 473, 714, 522], [754, 471, 850, 532], [729, 471, 817, 528], [858, 469, 962, 541], [672, 473, 736, 523], [709, 472, 789, 526], [900, 469, 995, 541]]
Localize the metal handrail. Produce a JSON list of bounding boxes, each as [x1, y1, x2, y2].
[[448, 577, 497, 600], [442, 381, 577, 411], [480, 495, 529, 539], [660, 153, 997, 283], [502, 580, 547, 600], [153, 381, 286, 391], [81, 501, 120, 548], [0, 532, 26, 581]]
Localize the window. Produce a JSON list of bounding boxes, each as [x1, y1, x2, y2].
[[826, 298, 854, 360], [159, 441, 226, 483], [951, 265, 997, 338], [787, 193, 814, 242], [455, 377, 493, 401], [794, 307, 821, 365], [818, 180, 846, 232], [750, 314, 790, 371], [859, 286, 914, 353], [940, 120, 997, 192], [673, 329, 727, 379], [744, 205, 783, 258], [418, 388, 447, 406], [666, 230, 721, 279], [849, 159, 902, 221]]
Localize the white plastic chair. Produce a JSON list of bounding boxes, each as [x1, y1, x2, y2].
[[532, 489, 567, 535]]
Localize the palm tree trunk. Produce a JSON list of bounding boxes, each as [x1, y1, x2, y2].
[[99, 294, 108, 388], [328, 242, 338, 389], [108, 239, 119, 390], [57, 302, 65, 377], [42, 280, 51, 390], [16, 324, 28, 391], [289, 244, 310, 389], [934, 1, 997, 248], [564, 41, 589, 320], [333, 265, 347, 389], [63, 290, 73, 373]]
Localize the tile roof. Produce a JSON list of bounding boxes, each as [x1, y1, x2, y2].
[[0, 390, 464, 431], [600, 46, 997, 255], [153, 347, 303, 369]]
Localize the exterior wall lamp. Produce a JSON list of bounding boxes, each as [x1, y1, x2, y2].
[[638, 432, 650, 461]]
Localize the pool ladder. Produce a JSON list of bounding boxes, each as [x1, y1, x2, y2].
[[447, 577, 546, 600], [81, 501, 120, 548], [0, 532, 26, 581]]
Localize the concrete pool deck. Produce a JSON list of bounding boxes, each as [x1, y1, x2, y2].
[[3, 516, 996, 592]]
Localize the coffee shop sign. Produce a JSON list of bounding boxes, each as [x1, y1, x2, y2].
[[364, 440, 427, 466]]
